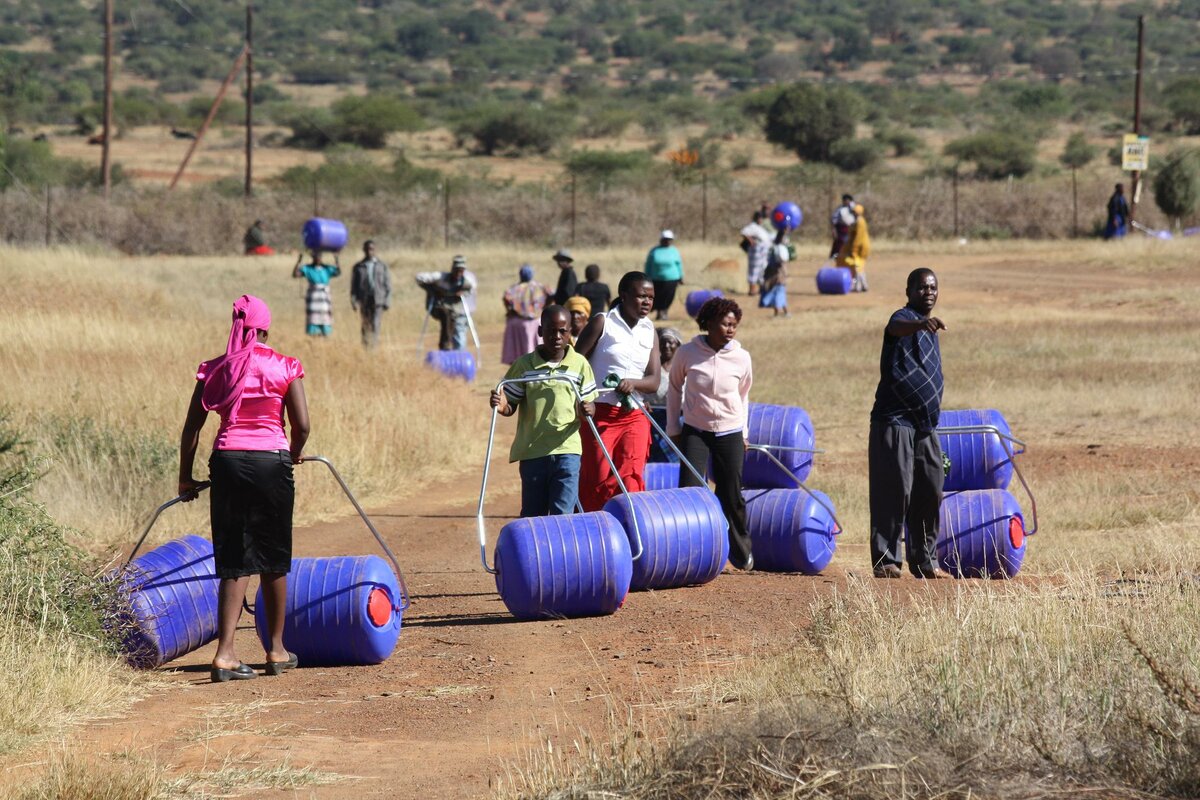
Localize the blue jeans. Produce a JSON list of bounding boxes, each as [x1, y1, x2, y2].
[[519, 454, 581, 517]]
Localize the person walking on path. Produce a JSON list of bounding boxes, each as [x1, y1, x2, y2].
[[552, 249, 578, 305], [349, 240, 392, 349], [741, 212, 773, 296], [501, 264, 550, 365], [243, 220, 274, 255], [837, 203, 871, 292], [573, 271, 661, 511], [178, 295, 310, 682], [868, 268, 948, 580], [644, 230, 683, 320], [293, 250, 341, 337], [575, 263, 612, 313], [416, 255, 477, 351], [759, 230, 790, 317], [564, 295, 591, 344], [830, 194, 856, 259], [491, 305, 598, 517], [667, 297, 755, 571], [1105, 183, 1129, 240]]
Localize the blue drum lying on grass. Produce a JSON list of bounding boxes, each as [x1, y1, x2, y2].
[[254, 555, 403, 666], [117, 534, 219, 670], [743, 403, 815, 489], [936, 489, 1026, 579], [743, 489, 838, 574], [938, 409, 1017, 491], [425, 350, 477, 382], [493, 512, 632, 619], [816, 267, 852, 295], [604, 487, 728, 590], [643, 461, 680, 491], [685, 289, 724, 318], [302, 217, 348, 251]]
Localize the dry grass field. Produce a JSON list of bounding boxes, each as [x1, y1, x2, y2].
[[1, 236, 1198, 798]]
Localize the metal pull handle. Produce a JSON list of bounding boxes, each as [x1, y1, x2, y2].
[[417, 294, 481, 358], [743, 444, 844, 535], [301, 456, 411, 611], [935, 424, 1038, 536], [477, 374, 644, 575], [124, 482, 211, 567]]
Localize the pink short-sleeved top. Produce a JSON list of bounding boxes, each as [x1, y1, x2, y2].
[[196, 343, 305, 451]]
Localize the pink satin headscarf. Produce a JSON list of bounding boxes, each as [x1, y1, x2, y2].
[[201, 295, 272, 418]]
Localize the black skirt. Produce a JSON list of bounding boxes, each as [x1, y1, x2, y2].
[[209, 449, 295, 578], [652, 279, 679, 312]]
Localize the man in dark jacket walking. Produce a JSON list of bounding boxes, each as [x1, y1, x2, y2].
[[350, 240, 392, 349]]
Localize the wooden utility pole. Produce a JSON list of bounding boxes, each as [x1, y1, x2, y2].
[[244, 3, 253, 198], [570, 174, 576, 246], [952, 165, 959, 238], [1129, 14, 1145, 225], [168, 47, 247, 190], [101, 0, 114, 199]]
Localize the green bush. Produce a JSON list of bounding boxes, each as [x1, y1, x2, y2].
[[945, 131, 1037, 179], [1059, 132, 1096, 170], [1164, 78, 1200, 134], [829, 138, 883, 172], [274, 148, 441, 196], [330, 95, 423, 148], [457, 106, 570, 156], [764, 83, 860, 164], [565, 149, 654, 187], [1152, 149, 1199, 225]]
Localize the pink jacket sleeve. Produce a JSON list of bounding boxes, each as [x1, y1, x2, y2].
[[740, 351, 753, 437]]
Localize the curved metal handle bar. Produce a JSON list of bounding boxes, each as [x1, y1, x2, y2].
[[744, 445, 845, 535], [460, 297, 482, 353], [301, 456, 411, 610], [935, 424, 1037, 536], [624, 394, 707, 487], [747, 443, 826, 455], [477, 374, 644, 575], [124, 482, 211, 567], [417, 294, 481, 359], [416, 305, 432, 356]]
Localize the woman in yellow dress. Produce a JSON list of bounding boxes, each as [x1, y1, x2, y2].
[[837, 204, 871, 293]]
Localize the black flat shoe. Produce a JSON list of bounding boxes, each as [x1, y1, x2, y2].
[[264, 652, 299, 676], [211, 663, 256, 683]]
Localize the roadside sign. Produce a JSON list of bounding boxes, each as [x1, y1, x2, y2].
[[1122, 134, 1150, 171]]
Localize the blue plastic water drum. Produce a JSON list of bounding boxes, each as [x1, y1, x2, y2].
[[816, 267, 852, 295], [937, 489, 1026, 579], [302, 217, 348, 251], [742, 489, 838, 574], [938, 409, 1017, 492], [685, 289, 724, 318], [603, 487, 728, 590], [643, 461, 681, 491], [117, 534, 219, 670], [253, 555, 403, 666], [494, 511, 632, 620], [771, 201, 803, 231], [743, 402, 815, 490], [424, 350, 477, 382]]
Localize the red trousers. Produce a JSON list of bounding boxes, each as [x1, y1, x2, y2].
[[579, 403, 651, 512]]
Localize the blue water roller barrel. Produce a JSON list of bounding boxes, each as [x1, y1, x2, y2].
[[254, 555, 403, 666], [743, 402, 815, 490], [938, 409, 1016, 491], [816, 267, 853, 295], [685, 289, 724, 318], [936, 489, 1026, 579], [302, 217, 348, 252], [604, 487, 728, 590], [742, 489, 838, 574], [643, 461, 681, 491], [424, 350, 477, 382], [771, 201, 803, 231], [117, 534, 219, 670], [494, 511, 632, 620]]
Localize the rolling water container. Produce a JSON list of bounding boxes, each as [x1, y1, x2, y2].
[[685, 289, 724, 318], [938, 409, 1016, 491], [118, 534, 219, 670], [493, 511, 632, 620], [816, 267, 852, 295], [301, 217, 348, 251], [743, 402, 815, 489], [604, 487, 728, 591], [936, 489, 1026, 579], [643, 461, 681, 491], [254, 555, 403, 666], [742, 489, 838, 574], [425, 350, 477, 382]]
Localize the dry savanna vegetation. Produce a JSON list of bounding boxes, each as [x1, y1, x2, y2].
[[0, 235, 1198, 798]]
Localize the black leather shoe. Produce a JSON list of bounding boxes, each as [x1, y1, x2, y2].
[[264, 652, 299, 676], [873, 564, 902, 579], [210, 663, 256, 683], [730, 552, 755, 572]]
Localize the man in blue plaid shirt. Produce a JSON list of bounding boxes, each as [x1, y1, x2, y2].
[[868, 268, 948, 579]]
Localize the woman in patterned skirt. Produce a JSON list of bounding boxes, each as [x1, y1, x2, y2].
[[293, 249, 341, 336]]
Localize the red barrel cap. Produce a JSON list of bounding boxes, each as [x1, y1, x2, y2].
[[367, 587, 393, 627], [1009, 517, 1025, 550]]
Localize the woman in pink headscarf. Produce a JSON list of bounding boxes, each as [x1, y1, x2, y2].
[[178, 295, 310, 683]]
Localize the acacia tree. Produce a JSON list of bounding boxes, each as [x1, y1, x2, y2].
[[1059, 133, 1096, 237], [763, 83, 859, 164], [1153, 150, 1200, 229]]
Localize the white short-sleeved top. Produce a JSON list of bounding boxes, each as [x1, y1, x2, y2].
[[589, 307, 656, 406]]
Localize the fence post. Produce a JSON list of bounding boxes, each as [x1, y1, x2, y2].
[[443, 181, 450, 247], [44, 185, 51, 247], [952, 167, 959, 239], [570, 173, 576, 246], [701, 172, 708, 242]]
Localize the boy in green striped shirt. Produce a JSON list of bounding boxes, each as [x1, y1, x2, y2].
[[490, 305, 598, 517]]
